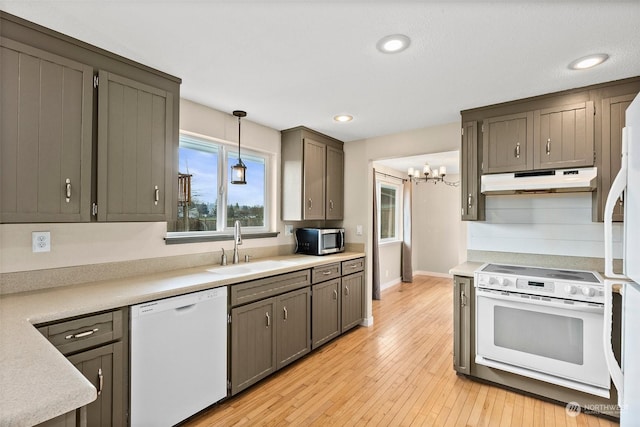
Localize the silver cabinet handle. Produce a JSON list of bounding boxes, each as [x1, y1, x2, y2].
[[329, 200, 334, 210], [460, 289, 467, 307], [322, 270, 332, 276], [332, 289, 338, 300], [283, 306, 288, 320], [65, 178, 71, 203], [546, 138, 551, 155], [347, 264, 358, 269], [467, 194, 473, 208], [345, 286, 350, 296], [265, 312, 271, 327], [65, 328, 99, 340], [154, 186, 160, 206], [514, 142, 521, 158], [97, 368, 103, 396], [308, 198, 313, 209]]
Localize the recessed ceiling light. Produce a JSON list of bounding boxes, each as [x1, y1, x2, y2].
[[376, 34, 411, 54], [334, 114, 353, 123], [568, 53, 609, 70]]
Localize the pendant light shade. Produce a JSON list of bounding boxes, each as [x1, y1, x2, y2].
[[231, 110, 247, 185]]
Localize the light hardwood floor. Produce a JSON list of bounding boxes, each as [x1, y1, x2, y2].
[[184, 275, 618, 426]]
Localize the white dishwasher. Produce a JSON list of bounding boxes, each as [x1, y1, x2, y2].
[[130, 287, 227, 427]]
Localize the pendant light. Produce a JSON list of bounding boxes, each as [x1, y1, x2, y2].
[[231, 110, 247, 185]]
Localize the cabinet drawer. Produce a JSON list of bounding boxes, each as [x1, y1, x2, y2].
[[38, 309, 124, 355], [312, 263, 341, 284], [231, 270, 311, 307], [341, 258, 364, 275]]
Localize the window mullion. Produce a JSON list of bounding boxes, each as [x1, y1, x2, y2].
[[218, 145, 227, 231]]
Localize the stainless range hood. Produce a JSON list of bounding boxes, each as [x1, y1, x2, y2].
[[481, 167, 597, 195]]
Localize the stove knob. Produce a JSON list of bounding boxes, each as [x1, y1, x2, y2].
[[489, 277, 499, 285], [499, 278, 511, 286], [565, 285, 577, 295], [582, 287, 596, 297]]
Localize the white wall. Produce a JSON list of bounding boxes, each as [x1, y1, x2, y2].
[[468, 193, 624, 258], [412, 174, 467, 276], [0, 99, 292, 274]]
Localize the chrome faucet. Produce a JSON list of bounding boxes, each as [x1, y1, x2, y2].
[[232, 220, 242, 264]]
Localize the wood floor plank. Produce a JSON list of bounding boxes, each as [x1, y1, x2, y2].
[[183, 276, 618, 427]]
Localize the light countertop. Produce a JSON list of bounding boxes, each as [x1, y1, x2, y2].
[[449, 261, 484, 278], [0, 252, 364, 426]]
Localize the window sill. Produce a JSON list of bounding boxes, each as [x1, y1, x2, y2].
[[165, 231, 279, 245], [378, 239, 402, 247]]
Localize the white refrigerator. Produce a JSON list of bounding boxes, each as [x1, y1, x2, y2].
[[604, 92, 640, 425]]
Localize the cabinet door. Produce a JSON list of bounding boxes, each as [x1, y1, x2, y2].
[[231, 298, 276, 395], [311, 279, 341, 349], [326, 145, 344, 220], [534, 101, 594, 170], [453, 276, 471, 375], [1, 38, 93, 223], [599, 94, 635, 222], [482, 112, 534, 173], [276, 287, 311, 369], [67, 342, 125, 427], [341, 272, 364, 332], [97, 70, 173, 221], [302, 138, 326, 220], [461, 121, 483, 221]]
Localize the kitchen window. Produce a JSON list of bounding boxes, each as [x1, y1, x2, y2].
[[377, 180, 402, 243], [167, 132, 272, 239]]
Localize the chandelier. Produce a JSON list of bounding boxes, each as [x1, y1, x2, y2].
[[407, 165, 459, 186]]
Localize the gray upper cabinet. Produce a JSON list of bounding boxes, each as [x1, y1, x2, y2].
[[281, 126, 344, 221], [1, 12, 181, 225], [97, 71, 173, 221], [482, 112, 534, 174], [461, 121, 484, 221], [326, 145, 344, 220], [533, 101, 594, 170], [1, 38, 93, 223]]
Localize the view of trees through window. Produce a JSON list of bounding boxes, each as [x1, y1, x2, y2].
[[172, 135, 267, 233], [379, 184, 398, 240]]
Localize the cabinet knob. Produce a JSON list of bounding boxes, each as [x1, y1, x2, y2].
[[65, 178, 71, 203]]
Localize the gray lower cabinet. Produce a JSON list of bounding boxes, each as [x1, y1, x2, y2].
[[231, 298, 277, 395], [0, 37, 93, 223], [311, 278, 341, 349], [453, 275, 472, 375], [36, 308, 128, 426], [230, 270, 311, 395], [341, 270, 364, 332]]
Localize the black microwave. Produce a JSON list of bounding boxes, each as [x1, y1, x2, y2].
[[295, 228, 345, 255]]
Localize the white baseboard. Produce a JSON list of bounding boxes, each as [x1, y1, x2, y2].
[[380, 277, 402, 290], [413, 270, 453, 279]]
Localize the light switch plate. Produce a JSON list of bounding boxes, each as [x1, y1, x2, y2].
[[32, 231, 51, 253], [356, 225, 363, 236]]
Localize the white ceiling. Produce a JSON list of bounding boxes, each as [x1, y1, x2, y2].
[[3, 1, 640, 143]]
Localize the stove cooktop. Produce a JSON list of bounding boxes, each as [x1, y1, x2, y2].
[[480, 263, 601, 284]]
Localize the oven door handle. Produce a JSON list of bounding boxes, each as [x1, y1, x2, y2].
[[477, 290, 604, 313]]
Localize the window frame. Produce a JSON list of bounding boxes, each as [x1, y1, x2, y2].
[[376, 178, 403, 245], [167, 131, 273, 240]]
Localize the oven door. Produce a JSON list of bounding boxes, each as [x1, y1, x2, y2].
[[476, 288, 610, 397]]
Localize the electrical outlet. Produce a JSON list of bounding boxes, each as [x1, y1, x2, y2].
[[285, 224, 294, 236], [32, 231, 51, 253]]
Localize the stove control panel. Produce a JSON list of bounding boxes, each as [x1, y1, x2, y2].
[[475, 272, 604, 303]]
